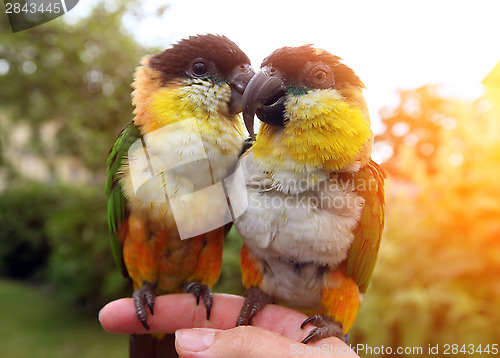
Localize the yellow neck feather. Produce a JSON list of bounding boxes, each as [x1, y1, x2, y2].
[[131, 64, 244, 145], [252, 90, 371, 172]]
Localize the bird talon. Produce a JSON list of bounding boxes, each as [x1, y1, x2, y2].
[[132, 282, 156, 330], [184, 282, 213, 320], [140, 320, 150, 331], [300, 314, 323, 329], [300, 314, 344, 344], [203, 293, 213, 320], [236, 287, 273, 326], [185, 282, 201, 305], [301, 328, 320, 344]]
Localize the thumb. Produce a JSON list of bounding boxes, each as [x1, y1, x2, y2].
[[174, 326, 358, 358]]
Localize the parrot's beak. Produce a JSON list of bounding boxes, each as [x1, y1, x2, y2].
[[242, 66, 288, 139], [228, 64, 255, 115]]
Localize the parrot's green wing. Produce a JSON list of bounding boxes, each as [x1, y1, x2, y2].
[[105, 121, 142, 277], [346, 159, 386, 293]]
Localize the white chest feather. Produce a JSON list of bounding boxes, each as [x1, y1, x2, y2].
[[121, 119, 243, 230], [234, 152, 364, 267]]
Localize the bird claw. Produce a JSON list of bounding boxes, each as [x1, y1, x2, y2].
[[132, 282, 156, 330], [184, 282, 213, 320], [236, 287, 273, 326], [300, 314, 345, 344]]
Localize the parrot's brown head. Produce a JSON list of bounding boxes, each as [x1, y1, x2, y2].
[[243, 45, 372, 171], [132, 34, 254, 134]]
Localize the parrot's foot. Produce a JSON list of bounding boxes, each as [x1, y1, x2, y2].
[[132, 282, 156, 330], [301, 314, 344, 344], [184, 282, 213, 320], [236, 287, 273, 326]]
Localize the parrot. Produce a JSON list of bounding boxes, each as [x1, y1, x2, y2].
[[233, 45, 385, 344], [105, 34, 254, 357]]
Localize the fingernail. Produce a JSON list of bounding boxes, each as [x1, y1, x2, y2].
[[176, 328, 216, 352], [97, 308, 103, 323]]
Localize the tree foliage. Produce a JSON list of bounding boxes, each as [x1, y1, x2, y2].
[[0, 0, 151, 174], [374, 85, 455, 177]]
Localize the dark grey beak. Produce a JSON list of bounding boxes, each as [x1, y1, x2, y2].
[[242, 66, 288, 139], [228, 64, 255, 115]]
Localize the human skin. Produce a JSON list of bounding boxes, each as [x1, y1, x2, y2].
[[99, 293, 359, 358]]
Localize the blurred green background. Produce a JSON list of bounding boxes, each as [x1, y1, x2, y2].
[[1, 1, 500, 357]]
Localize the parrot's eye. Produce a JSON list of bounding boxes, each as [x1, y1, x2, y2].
[[192, 62, 208, 76], [303, 62, 334, 89], [187, 58, 212, 78], [312, 70, 328, 84]]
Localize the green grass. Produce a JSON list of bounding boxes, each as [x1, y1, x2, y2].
[[0, 279, 128, 358]]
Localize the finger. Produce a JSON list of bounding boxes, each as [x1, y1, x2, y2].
[[99, 293, 312, 340], [99, 293, 240, 334], [175, 327, 358, 358]]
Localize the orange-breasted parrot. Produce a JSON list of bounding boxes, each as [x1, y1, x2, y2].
[[105, 34, 254, 356], [234, 45, 385, 344]]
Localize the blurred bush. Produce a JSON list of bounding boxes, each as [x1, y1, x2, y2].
[[44, 184, 129, 311], [0, 183, 54, 278], [0, 182, 129, 312]]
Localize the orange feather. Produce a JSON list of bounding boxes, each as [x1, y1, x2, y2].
[[321, 268, 361, 334], [123, 213, 225, 294], [240, 244, 264, 288]]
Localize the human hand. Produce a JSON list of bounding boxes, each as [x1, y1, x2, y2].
[[99, 293, 359, 358]]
